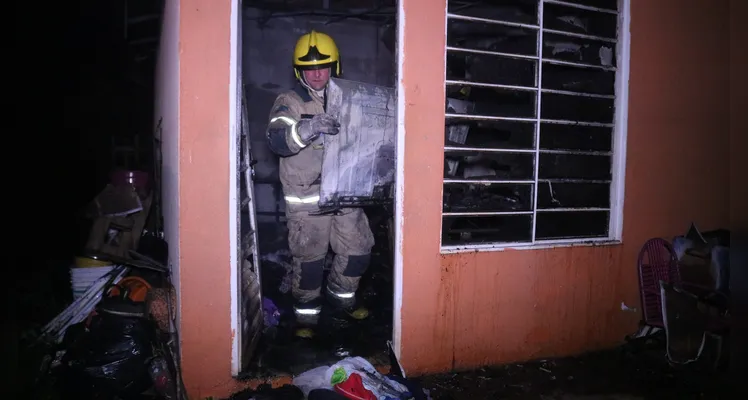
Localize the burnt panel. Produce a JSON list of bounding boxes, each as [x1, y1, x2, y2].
[[543, 3, 618, 39], [447, 19, 538, 56], [446, 119, 535, 150], [535, 211, 609, 240], [445, 150, 535, 181], [448, 0, 539, 24], [541, 93, 614, 123], [537, 181, 610, 209], [447, 52, 537, 87], [542, 63, 615, 95], [559, 0, 618, 11], [442, 214, 533, 245], [539, 123, 612, 151], [443, 183, 533, 213], [320, 78, 396, 208], [538, 153, 611, 180], [446, 87, 536, 118], [543, 33, 617, 67]]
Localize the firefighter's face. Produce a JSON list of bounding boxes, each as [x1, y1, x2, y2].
[[303, 68, 331, 90]]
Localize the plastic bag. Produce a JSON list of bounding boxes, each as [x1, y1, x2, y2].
[[324, 357, 410, 399], [60, 313, 157, 397], [293, 365, 332, 397], [294, 357, 412, 399]]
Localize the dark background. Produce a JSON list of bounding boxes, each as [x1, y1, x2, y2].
[[10, 3, 161, 394]]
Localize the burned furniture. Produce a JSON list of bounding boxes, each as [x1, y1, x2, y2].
[[85, 175, 153, 259], [635, 236, 731, 368], [660, 281, 729, 368]]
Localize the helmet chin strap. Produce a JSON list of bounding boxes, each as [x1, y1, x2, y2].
[[298, 70, 327, 98]]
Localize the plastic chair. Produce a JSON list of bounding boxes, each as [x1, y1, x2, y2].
[[637, 238, 680, 329], [634, 238, 730, 366]]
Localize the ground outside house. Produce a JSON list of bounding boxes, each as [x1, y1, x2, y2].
[[222, 342, 732, 400]]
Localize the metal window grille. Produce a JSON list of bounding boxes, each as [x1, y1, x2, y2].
[[441, 0, 628, 251]]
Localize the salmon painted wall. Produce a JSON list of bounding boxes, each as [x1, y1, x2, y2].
[[172, 1, 291, 397], [398, 0, 731, 374], [176, 0, 234, 397]]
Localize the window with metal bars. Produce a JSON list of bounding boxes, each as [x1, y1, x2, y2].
[[441, 0, 628, 251]]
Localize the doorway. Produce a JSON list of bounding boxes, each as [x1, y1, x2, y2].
[[230, 0, 401, 378]]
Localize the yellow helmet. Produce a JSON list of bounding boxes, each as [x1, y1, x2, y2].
[[293, 30, 341, 80]]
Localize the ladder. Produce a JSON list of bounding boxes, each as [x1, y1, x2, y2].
[[237, 88, 263, 372]]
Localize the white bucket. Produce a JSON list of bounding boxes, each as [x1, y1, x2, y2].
[[70, 265, 115, 299]]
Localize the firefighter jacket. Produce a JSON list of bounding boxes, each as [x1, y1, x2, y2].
[[266, 84, 326, 212]]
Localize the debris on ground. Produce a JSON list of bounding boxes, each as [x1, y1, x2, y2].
[[24, 169, 188, 400], [223, 336, 731, 399], [417, 344, 729, 400]]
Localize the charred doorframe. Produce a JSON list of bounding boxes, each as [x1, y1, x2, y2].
[[392, 0, 406, 362], [439, 0, 631, 253], [229, 0, 242, 377]]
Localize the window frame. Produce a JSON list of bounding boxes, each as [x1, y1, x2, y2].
[[440, 0, 631, 253]]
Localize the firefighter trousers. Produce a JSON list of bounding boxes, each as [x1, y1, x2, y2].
[[287, 207, 375, 309]]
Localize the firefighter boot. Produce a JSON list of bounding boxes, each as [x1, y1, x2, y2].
[[293, 298, 323, 339]]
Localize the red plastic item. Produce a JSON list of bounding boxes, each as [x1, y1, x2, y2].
[[333, 373, 376, 400], [637, 238, 681, 328], [107, 276, 152, 302]]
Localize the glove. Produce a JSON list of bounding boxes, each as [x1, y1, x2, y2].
[[296, 113, 340, 145]]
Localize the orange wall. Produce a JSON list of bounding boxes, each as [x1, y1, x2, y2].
[[398, 0, 731, 374], [176, 0, 234, 397]]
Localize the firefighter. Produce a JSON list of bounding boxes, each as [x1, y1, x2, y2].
[[265, 31, 375, 338]]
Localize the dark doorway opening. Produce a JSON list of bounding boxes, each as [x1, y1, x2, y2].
[[237, 0, 398, 378]]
